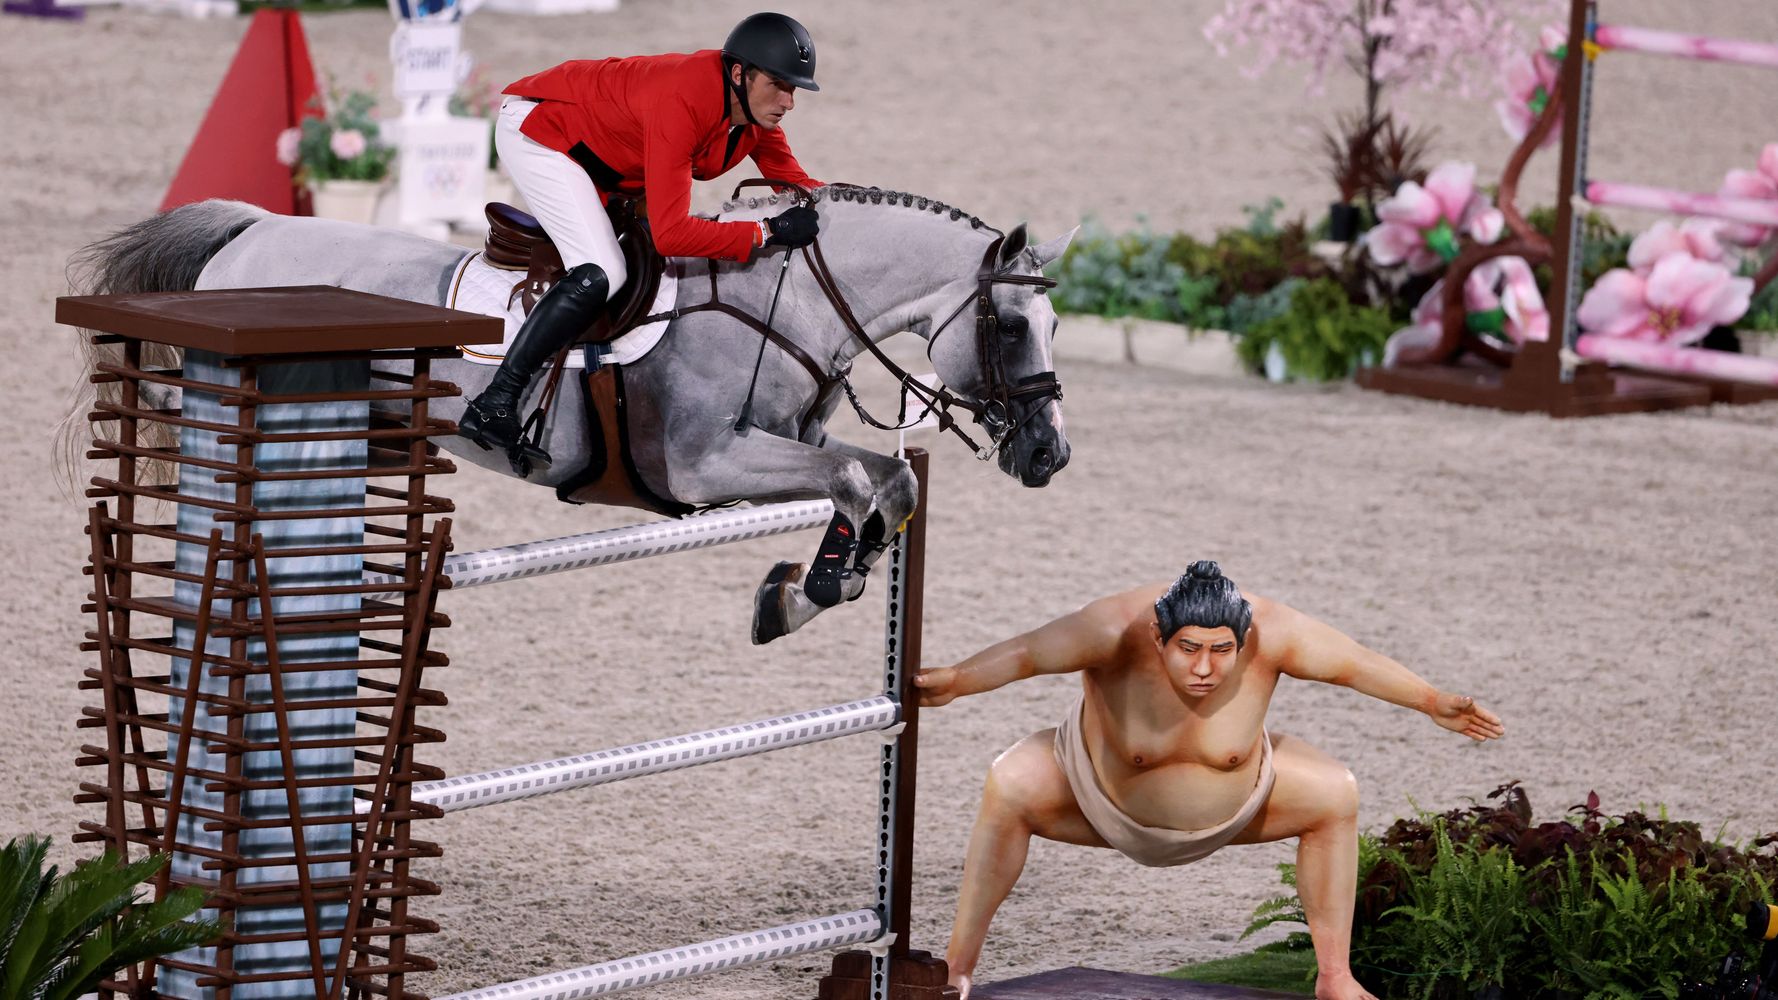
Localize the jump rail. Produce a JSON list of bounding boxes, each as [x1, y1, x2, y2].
[[1572, 334, 1778, 385], [1580, 182, 1778, 229], [364, 499, 834, 595], [426, 449, 936, 1000], [1593, 23, 1778, 69], [357, 696, 900, 814], [434, 911, 884, 1000]]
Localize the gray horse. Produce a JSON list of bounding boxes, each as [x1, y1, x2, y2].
[[74, 188, 1075, 641]]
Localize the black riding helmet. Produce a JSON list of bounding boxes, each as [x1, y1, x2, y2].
[[722, 12, 818, 126]]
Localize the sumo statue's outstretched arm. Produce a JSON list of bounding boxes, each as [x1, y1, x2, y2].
[[913, 596, 1127, 707], [1265, 600, 1504, 741]]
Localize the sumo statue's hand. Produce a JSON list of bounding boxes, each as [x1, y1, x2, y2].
[[1430, 692, 1504, 741], [912, 666, 961, 707]]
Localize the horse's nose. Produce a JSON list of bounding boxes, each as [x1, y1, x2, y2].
[[1029, 446, 1054, 480]]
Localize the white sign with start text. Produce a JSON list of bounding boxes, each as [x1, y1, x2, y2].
[[391, 21, 462, 99]]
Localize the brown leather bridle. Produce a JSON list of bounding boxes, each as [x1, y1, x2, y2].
[[660, 179, 1063, 459]]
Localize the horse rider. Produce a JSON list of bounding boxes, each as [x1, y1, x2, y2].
[[458, 12, 826, 468]]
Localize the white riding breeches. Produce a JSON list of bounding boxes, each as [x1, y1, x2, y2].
[[495, 97, 627, 299]]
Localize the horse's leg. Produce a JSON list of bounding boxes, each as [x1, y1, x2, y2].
[[811, 439, 919, 604], [665, 431, 879, 645]]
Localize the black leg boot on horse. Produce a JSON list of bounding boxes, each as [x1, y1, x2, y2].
[[459, 261, 611, 474]]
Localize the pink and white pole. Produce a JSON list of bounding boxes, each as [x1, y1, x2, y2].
[[1582, 182, 1778, 228], [1594, 24, 1778, 71], [1574, 334, 1778, 386]]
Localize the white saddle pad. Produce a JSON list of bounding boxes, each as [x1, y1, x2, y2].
[[447, 251, 680, 368]]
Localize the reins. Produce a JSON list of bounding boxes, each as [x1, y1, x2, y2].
[[636, 179, 1061, 458]]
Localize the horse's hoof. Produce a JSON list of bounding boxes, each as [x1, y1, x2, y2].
[[752, 561, 802, 645]]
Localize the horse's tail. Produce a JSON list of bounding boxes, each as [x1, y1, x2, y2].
[[70, 198, 267, 298], [57, 199, 270, 493]]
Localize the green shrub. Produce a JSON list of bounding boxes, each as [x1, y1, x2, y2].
[[1, 836, 221, 1000], [1052, 220, 1193, 324], [1233, 279, 1395, 381], [1524, 205, 1634, 294], [1188, 200, 1330, 308], [1246, 785, 1778, 1000], [1050, 204, 1331, 332], [1221, 278, 1303, 336], [1738, 269, 1778, 334]]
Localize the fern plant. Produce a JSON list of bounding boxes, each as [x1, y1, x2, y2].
[[1533, 850, 1749, 1000], [1, 836, 220, 1000], [1359, 825, 1529, 1000]]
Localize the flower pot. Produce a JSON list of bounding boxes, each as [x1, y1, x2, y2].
[[1328, 201, 1362, 243], [1263, 341, 1289, 382], [309, 179, 386, 226]]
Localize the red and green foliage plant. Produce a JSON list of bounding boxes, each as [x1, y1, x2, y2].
[[1247, 784, 1778, 999]]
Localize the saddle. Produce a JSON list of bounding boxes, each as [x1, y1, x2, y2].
[[482, 198, 665, 344], [481, 198, 687, 518]]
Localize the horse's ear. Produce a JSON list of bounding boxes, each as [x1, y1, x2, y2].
[[1030, 226, 1079, 269], [996, 223, 1029, 269]]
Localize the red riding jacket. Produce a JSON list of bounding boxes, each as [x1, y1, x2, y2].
[[504, 50, 822, 262]]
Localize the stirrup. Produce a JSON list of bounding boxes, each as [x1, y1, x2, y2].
[[507, 404, 555, 477]]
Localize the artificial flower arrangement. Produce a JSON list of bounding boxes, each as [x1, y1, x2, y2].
[[276, 85, 397, 186], [1365, 22, 1771, 366]]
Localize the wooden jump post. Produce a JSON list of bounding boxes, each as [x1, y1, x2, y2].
[[63, 285, 484, 1000], [1357, 0, 1778, 415], [63, 285, 953, 999]]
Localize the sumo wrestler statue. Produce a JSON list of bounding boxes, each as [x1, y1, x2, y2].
[[914, 561, 1504, 1000]]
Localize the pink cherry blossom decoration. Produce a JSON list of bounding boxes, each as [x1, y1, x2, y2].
[[1576, 253, 1752, 346], [1494, 42, 1561, 146], [1205, 0, 1563, 100], [1368, 162, 1500, 274], [1626, 218, 1727, 271], [1715, 148, 1778, 247]]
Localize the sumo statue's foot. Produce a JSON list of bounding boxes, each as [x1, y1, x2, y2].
[[1316, 970, 1380, 1000]]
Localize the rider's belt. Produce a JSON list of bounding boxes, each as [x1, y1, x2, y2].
[[568, 142, 626, 192]]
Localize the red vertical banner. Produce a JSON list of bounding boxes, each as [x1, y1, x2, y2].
[[158, 9, 321, 215]]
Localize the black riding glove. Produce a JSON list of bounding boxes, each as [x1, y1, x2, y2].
[[765, 205, 820, 249]]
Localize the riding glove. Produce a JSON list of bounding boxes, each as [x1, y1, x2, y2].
[[764, 205, 820, 249]]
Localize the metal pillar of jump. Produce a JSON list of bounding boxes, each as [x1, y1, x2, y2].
[[1356, 0, 1778, 415], [61, 286, 497, 1000]]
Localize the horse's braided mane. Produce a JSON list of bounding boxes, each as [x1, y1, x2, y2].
[[718, 184, 997, 233]]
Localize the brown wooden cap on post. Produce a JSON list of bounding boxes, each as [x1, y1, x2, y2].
[[56, 285, 500, 355]]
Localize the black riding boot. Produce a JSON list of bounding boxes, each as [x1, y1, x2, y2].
[[459, 262, 611, 470]]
